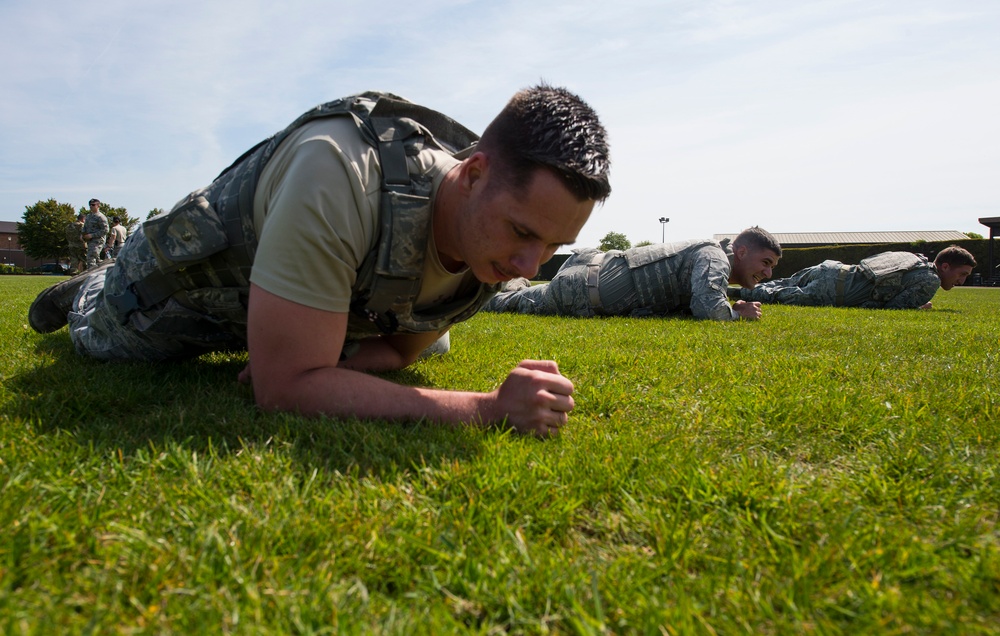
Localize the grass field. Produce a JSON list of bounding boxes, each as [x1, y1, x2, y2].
[[1, 275, 998, 634]]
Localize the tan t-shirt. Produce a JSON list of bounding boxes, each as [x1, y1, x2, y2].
[[249, 116, 474, 315]]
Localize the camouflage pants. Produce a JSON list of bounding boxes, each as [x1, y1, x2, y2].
[[483, 250, 597, 316], [85, 238, 105, 269], [484, 249, 642, 317], [740, 261, 843, 306], [69, 225, 248, 362]]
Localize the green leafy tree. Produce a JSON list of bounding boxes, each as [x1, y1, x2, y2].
[[147, 207, 166, 221], [634, 240, 653, 248], [965, 232, 984, 239], [17, 199, 76, 262], [598, 231, 631, 252]]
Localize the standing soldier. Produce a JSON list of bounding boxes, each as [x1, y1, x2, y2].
[[65, 213, 86, 272], [106, 216, 127, 260], [81, 198, 109, 269]]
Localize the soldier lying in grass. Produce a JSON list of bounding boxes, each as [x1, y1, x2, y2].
[[28, 86, 612, 438], [483, 226, 782, 321], [729, 245, 975, 309]]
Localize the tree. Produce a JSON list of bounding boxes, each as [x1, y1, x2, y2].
[[18, 199, 141, 262], [598, 231, 631, 252], [147, 207, 166, 220], [17, 199, 76, 262], [966, 232, 984, 239], [634, 240, 653, 248]]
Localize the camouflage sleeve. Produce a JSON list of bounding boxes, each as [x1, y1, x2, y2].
[[879, 269, 940, 309], [688, 246, 737, 320]]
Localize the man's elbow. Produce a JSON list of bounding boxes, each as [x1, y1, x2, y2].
[[251, 375, 306, 414], [253, 388, 292, 413]]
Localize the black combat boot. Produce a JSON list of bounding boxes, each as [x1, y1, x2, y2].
[[27, 272, 92, 333]]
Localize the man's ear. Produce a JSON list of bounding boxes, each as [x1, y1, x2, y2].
[[460, 152, 488, 192], [732, 243, 748, 261]]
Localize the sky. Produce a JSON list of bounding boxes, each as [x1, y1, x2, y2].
[[2, 0, 998, 251]]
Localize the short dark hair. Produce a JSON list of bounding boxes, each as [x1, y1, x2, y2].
[[733, 226, 782, 257], [89, 198, 100, 206], [935, 245, 976, 268], [477, 84, 611, 203]]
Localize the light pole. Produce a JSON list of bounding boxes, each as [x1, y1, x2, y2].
[[5, 237, 10, 267], [659, 217, 670, 243]]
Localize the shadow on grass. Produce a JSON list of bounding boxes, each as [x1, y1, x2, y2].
[[7, 333, 487, 478]]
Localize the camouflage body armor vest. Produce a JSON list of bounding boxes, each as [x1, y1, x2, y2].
[[856, 251, 930, 283], [117, 92, 497, 339], [622, 239, 722, 314], [856, 251, 933, 306]]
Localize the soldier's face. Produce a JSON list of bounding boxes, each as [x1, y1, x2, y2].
[[938, 263, 973, 290], [458, 162, 592, 284], [731, 246, 780, 288]]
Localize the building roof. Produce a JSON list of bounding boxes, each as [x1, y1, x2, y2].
[[0, 221, 18, 234], [712, 230, 971, 245]]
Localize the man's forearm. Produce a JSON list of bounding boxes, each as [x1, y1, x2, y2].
[[881, 285, 939, 309], [250, 357, 576, 437], [690, 291, 738, 320], [255, 364, 494, 426]]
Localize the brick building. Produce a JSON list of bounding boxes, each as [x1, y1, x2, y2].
[[0, 220, 46, 270]]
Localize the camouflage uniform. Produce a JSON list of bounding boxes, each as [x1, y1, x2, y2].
[[736, 251, 940, 309], [484, 240, 740, 321], [66, 93, 492, 362], [65, 219, 86, 270], [82, 210, 109, 269]]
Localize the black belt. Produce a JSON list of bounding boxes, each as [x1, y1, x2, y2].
[[835, 265, 850, 304], [586, 251, 606, 311]]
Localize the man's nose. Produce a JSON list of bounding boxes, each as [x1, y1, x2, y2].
[[511, 245, 546, 279]]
